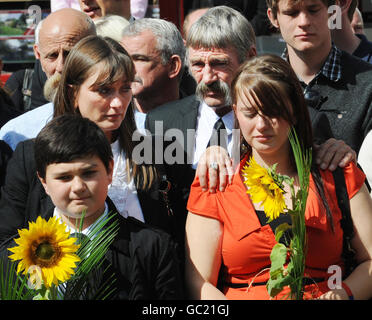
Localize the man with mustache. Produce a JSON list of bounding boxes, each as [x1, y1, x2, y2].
[[146, 6, 256, 170], [0, 8, 96, 150], [144, 6, 256, 225], [145, 5, 356, 203]]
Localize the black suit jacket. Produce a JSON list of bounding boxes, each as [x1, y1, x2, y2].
[[0, 140, 12, 187], [0, 196, 183, 300], [4, 60, 48, 112], [145, 95, 199, 218]]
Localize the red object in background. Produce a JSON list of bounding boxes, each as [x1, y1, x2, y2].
[[0, 73, 11, 87], [159, 0, 184, 31]]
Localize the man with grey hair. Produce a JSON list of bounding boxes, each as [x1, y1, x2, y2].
[[120, 18, 185, 132], [146, 6, 256, 168], [136, 7, 256, 273], [0, 8, 96, 150], [142, 6, 255, 224]]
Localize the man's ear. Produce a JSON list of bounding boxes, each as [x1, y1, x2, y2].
[[33, 44, 41, 60], [168, 55, 182, 79], [37, 172, 50, 196], [267, 8, 279, 29], [338, 0, 352, 15], [248, 45, 257, 59]]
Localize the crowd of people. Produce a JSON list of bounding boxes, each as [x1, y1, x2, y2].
[[0, 0, 372, 300]]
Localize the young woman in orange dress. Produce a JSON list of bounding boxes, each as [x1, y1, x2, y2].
[[185, 54, 372, 300]]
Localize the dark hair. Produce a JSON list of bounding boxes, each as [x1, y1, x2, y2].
[[35, 114, 113, 179], [232, 54, 334, 230], [266, 0, 337, 20], [348, 0, 359, 21], [53, 35, 156, 190]]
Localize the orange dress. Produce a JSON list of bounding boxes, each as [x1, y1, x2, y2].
[[187, 155, 365, 300]]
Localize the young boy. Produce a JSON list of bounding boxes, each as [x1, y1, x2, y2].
[[266, 0, 372, 155], [2, 114, 183, 300]]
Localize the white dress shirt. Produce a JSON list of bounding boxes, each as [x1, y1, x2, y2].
[[134, 109, 149, 136], [53, 202, 109, 236], [192, 101, 237, 169], [108, 140, 145, 222]]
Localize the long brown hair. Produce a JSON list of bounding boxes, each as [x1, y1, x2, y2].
[[232, 54, 334, 230], [53, 35, 156, 190], [232, 54, 313, 161]]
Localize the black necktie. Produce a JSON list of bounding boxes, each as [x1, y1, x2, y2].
[[208, 118, 227, 148]]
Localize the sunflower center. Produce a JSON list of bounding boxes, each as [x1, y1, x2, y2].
[[35, 242, 55, 260], [30, 237, 62, 268]]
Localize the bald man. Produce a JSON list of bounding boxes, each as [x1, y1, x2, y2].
[[0, 8, 96, 150], [5, 8, 96, 111], [34, 8, 95, 79]]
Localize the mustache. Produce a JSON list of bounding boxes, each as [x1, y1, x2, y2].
[[43, 72, 62, 102], [195, 80, 232, 106]]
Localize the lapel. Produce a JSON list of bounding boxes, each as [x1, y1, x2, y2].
[[178, 95, 199, 133], [106, 200, 130, 256]]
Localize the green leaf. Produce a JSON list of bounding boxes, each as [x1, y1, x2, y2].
[[269, 243, 288, 277], [267, 273, 294, 298], [61, 211, 119, 300], [274, 223, 292, 243], [0, 258, 34, 300]]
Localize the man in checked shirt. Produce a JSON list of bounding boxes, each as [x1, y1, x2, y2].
[[267, 0, 372, 158]]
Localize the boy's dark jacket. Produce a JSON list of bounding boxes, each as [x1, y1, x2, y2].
[[0, 139, 184, 299]]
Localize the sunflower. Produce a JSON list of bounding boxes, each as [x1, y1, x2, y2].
[[8, 216, 80, 288], [242, 156, 287, 221]]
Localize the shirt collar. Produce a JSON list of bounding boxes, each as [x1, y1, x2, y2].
[[282, 44, 342, 83], [53, 202, 109, 236], [199, 100, 235, 135]]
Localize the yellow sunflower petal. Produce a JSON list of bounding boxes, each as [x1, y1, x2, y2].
[[7, 216, 80, 288], [243, 156, 287, 221]]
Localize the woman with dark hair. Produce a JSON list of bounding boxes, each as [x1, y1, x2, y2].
[[185, 54, 372, 300], [53, 35, 157, 218], [0, 36, 180, 259]]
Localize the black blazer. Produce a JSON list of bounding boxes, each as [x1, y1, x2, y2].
[[0, 140, 12, 187], [145, 95, 200, 221], [0, 196, 183, 300]]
